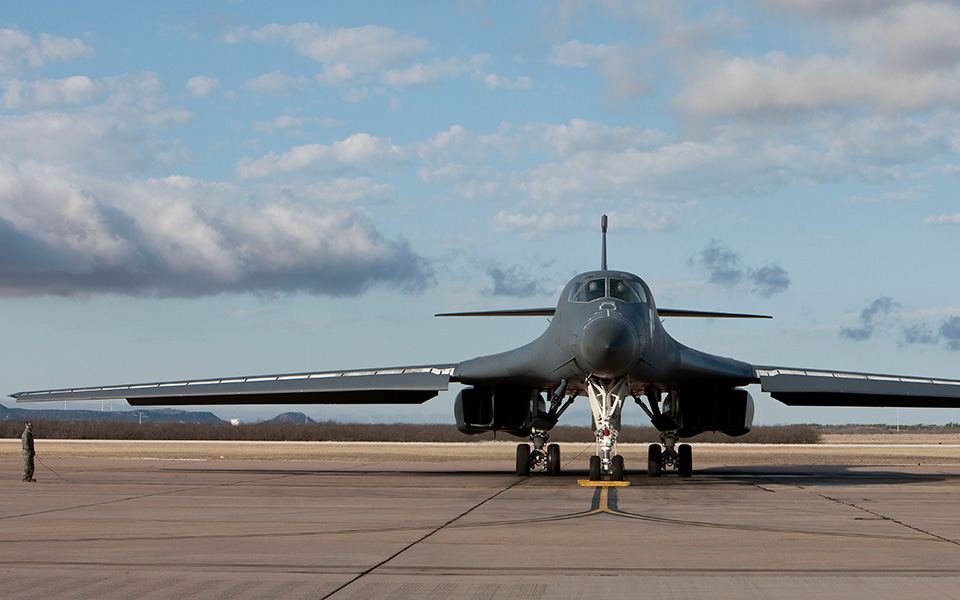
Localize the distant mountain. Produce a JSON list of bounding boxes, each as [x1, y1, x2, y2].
[[263, 412, 317, 424], [0, 403, 226, 424]]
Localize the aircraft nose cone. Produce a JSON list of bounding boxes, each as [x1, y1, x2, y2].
[[579, 316, 640, 377]]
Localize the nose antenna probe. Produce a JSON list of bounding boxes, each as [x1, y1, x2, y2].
[[601, 214, 608, 271]]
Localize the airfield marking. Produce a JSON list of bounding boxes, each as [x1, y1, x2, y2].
[[447, 479, 953, 544], [577, 479, 630, 486]]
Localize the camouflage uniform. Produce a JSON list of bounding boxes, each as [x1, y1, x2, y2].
[[22, 424, 35, 482]]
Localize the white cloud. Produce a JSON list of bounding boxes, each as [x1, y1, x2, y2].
[[244, 71, 310, 95], [0, 165, 428, 297], [417, 163, 470, 184], [0, 28, 94, 74], [381, 55, 488, 88], [678, 52, 960, 118], [846, 3, 960, 71], [236, 133, 409, 179], [542, 119, 668, 155], [679, 4, 960, 119], [491, 211, 581, 238], [0, 72, 191, 174], [1, 75, 104, 109], [252, 115, 312, 133], [226, 23, 427, 84], [185, 75, 221, 98], [761, 0, 921, 19], [257, 177, 396, 205], [548, 40, 609, 67], [924, 213, 960, 225], [480, 73, 533, 90]]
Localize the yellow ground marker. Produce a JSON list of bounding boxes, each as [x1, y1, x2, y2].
[[577, 480, 630, 487]]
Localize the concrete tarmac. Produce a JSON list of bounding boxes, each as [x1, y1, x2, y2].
[[3, 444, 960, 599]]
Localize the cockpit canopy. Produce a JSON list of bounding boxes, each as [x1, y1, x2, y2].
[[568, 277, 648, 304]]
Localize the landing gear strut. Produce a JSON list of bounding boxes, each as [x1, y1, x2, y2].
[[515, 429, 561, 476], [636, 389, 694, 477], [647, 433, 693, 477], [585, 376, 629, 481]]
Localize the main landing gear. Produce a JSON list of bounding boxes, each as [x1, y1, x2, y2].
[[516, 429, 561, 476], [646, 434, 692, 478], [632, 387, 694, 477]]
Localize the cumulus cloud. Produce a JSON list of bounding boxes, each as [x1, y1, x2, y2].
[[255, 178, 396, 205], [760, 0, 903, 18], [940, 317, 960, 351], [837, 297, 960, 351], [839, 296, 901, 341], [491, 211, 581, 239], [679, 3, 960, 119], [380, 55, 487, 88], [845, 3, 960, 71], [225, 23, 427, 85], [0, 166, 429, 298], [925, 212, 960, 225], [486, 264, 549, 298], [0, 28, 94, 74], [236, 133, 408, 179], [480, 73, 533, 90], [1, 75, 104, 109], [0, 72, 191, 175], [549, 40, 609, 67], [679, 52, 960, 118], [244, 71, 310, 95], [691, 240, 791, 297], [251, 115, 348, 134], [185, 75, 221, 97]]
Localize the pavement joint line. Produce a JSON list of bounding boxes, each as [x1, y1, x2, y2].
[[0, 471, 298, 522], [818, 493, 960, 547], [440, 482, 945, 543], [320, 475, 528, 600]]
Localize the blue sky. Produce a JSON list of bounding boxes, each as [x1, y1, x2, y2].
[[2, 1, 960, 426]]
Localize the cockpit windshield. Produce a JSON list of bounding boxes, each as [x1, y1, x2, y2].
[[569, 278, 607, 302], [568, 277, 647, 303]]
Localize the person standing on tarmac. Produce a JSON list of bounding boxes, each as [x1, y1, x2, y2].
[[22, 421, 36, 482]]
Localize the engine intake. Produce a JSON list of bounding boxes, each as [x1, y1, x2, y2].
[[454, 386, 539, 437], [669, 387, 754, 437]]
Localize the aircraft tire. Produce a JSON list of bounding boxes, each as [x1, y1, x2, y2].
[[546, 443, 561, 476], [516, 444, 531, 476], [678, 443, 692, 477], [647, 444, 662, 477], [611, 455, 624, 481], [589, 455, 601, 481]]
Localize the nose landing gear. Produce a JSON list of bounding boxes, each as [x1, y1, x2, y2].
[[585, 376, 629, 481]]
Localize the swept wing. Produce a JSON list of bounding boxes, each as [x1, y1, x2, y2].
[[436, 308, 771, 319], [12, 365, 456, 406], [756, 366, 960, 408]]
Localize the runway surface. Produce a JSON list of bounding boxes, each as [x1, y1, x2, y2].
[[3, 444, 960, 599]]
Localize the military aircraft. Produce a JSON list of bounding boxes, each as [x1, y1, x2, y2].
[[13, 216, 960, 480]]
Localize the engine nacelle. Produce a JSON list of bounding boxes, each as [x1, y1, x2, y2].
[[454, 386, 539, 437], [670, 387, 754, 437]]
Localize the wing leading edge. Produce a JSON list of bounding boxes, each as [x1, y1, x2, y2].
[[436, 308, 771, 318], [757, 367, 960, 408], [12, 365, 456, 406]]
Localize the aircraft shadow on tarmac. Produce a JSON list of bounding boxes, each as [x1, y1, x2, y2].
[[160, 465, 960, 487]]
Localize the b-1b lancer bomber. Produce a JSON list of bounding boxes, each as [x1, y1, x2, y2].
[[14, 217, 960, 479]]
